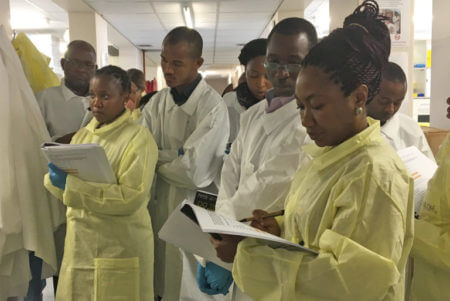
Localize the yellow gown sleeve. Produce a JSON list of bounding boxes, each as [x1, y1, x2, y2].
[[411, 133, 450, 300], [62, 131, 158, 216], [44, 173, 64, 201], [233, 166, 413, 300]]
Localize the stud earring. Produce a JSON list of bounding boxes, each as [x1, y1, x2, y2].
[[355, 107, 363, 115]]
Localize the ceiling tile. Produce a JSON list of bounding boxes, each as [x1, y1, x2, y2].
[[194, 13, 216, 29], [78, 0, 283, 64], [159, 13, 185, 29], [220, 0, 281, 13], [86, 0, 149, 2], [87, 1, 153, 14], [153, 2, 182, 14], [192, 2, 217, 13]]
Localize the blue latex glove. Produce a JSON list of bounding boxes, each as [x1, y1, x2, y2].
[[196, 262, 233, 295], [48, 163, 67, 190]]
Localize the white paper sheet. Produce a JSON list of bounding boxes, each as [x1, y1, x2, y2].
[[41, 142, 116, 184], [158, 202, 234, 271], [397, 146, 438, 212], [185, 204, 317, 253], [158, 202, 317, 271]]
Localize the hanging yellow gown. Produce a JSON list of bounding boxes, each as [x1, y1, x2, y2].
[[45, 110, 158, 300], [12, 32, 59, 94]]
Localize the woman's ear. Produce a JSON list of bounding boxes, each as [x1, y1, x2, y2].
[[351, 84, 368, 109]]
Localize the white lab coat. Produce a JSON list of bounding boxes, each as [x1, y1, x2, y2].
[[215, 99, 309, 301], [0, 25, 66, 299], [216, 98, 309, 220], [381, 112, 435, 161], [142, 78, 229, 300], [36, 79, 90, 140], [223, 91, 245, 144]]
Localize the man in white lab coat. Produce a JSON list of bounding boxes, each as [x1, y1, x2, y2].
[[367, 61, 434, 160], [36, 40, 96, 143], [195, 18, 318, 301], [141, 26, 229, 300], [34, 40, 96, 295]]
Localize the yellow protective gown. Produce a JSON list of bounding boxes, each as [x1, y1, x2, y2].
[[411, 133, 450, 301], [12, 32, 60, 94], [44, 110, 158, 301], [233, 118, 414, 301], [130, 108, 143, 123]]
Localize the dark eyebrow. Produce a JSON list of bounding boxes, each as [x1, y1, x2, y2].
[[295, 93, 316, 103], [305, 93, 316, 102], [287, 55, 302, 62]]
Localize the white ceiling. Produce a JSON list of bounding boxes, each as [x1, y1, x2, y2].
[[9, 0, 68, 33], [83, 0, 283, 65]]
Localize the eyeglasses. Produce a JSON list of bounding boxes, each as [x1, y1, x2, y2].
[[64, 58, 96, 70], [264, 61, 302, 74]]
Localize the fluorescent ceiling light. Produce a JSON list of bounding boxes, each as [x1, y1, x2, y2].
[[183, 6, 194, 28]]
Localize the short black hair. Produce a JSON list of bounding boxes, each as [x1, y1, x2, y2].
[[267, 18, 318, 49], [127, 68, 145, 90], [139, 91, 158, 110], [65, 40, 96, 58], [382, 62, 406, 83], [238, 38, 267, 66], [163, 26, 203, 58], [303, 0, 390, 103], [95, 65, 130, 94]]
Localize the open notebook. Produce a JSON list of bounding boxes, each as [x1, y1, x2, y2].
[[41, 142, 116, 184], [159, 202, 317, 271]]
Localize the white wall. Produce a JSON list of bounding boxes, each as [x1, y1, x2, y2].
[[95, 13, 108, 67], [107, 24, 142, 70], [145, 63, 158, 81], [205, 77, 228, 95], [0, 0, 11, 37], [68, 12, 97, 49], [68, 11, 109, 67], [430, 0, 450, 129], [329, 0, 358, 32]]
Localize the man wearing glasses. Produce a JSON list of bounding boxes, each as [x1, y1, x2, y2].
[[196, 18, 318, 300], [36, 40, 97, 144]]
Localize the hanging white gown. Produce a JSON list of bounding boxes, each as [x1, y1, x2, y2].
[[0, 25, 66, 299]]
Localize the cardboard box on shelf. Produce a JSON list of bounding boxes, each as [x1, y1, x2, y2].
[[421, 126, 449, 158]]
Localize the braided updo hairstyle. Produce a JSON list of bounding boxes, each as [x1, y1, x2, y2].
[[302, 0, 390, 103], [95, 65, 131, 95]]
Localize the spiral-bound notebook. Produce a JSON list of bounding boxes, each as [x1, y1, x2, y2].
[[41, 142, 116, 184]]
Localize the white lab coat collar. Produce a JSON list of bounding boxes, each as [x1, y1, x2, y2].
[[381, 113, 400, 141], [167, 78, 207, 116], [60, 78, 80, 102], [262, 98, 297, 135]]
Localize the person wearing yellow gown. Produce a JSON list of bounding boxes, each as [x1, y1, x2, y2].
[[210, 1, 414, 300], [410, 97, 450, 300], [44, 65, 158, 300]]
